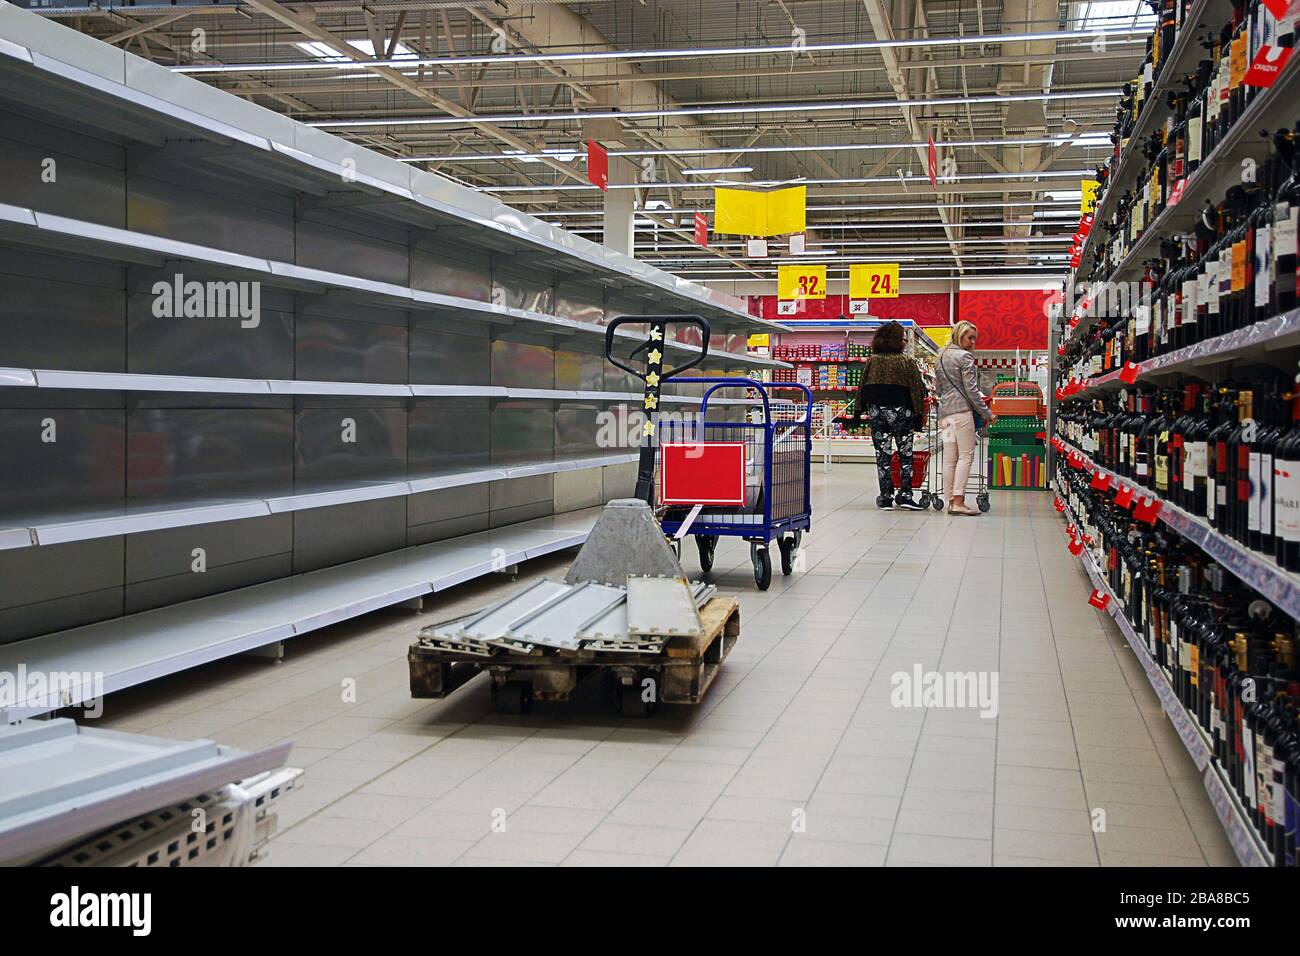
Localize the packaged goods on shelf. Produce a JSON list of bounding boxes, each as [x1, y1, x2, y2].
[[1054, 457, 1300, 867]]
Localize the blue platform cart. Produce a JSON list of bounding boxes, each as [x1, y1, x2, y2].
[[657, 378, 814, 590]]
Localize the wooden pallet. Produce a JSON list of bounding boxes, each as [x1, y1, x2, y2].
[[407, 597, 740, 715]]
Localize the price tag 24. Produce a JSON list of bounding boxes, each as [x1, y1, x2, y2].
[[849, 262, 899, 299]]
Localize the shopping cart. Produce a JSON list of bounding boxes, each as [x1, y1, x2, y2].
[[932, 417, 991, 512], [656, 379, 814, 591], [834, 398, 943, 510]]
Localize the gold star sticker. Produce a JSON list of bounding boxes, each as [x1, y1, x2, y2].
[[648, 327, 663, 341], [646, 371, 660, 387], [647, 348, 663, 365], [644, 395, 659, 410], [643, 420, 656, 436]]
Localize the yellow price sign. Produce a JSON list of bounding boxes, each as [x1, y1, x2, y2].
[[849, 262, 899, 299], [1081, 178, 1101, 215], [777, 263, 827, 300], [747, 333, 770, 348]]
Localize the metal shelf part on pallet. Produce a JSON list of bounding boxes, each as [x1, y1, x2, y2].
[[1053, 479, 1273, 867], [1057, 439, 1300, 620]]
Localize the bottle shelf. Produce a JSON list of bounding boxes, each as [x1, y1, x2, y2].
[[1069, 52, 1300, 342], [1076, 0, 1225, 277], [1052, 477, 1274, 867], [1057, 437, 1300, 621], [1062, 306, 1300, 397]]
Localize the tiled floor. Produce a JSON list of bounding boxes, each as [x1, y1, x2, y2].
[[94, 467, 1238, 866]]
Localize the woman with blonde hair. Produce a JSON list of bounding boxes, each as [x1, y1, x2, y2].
[[935, 320, 996, 516]]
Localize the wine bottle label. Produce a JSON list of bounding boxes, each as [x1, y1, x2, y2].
[[1134, 303, 1150, 335], [1189, 644, 1198, 686], [1182, 278, 1198, 323], [1218, 248, 1233, 303], [1242, 723, 1257, 809], [1216, 482, 1226, 507], [1206, 476, 1216, 516], [1276, 204, 1297, 269], [1184, 441, 1206, 491], [1188, 115, 1203, 163], [1232, 34, 1248, 89], [1248, 451, 1262, 532], [1272, 754, 1286, 821], [1275, 460, 1300, 540], [1256, 225, 1272, 309], [1156, 453, 1168, 488], [1232, 240, 1247, 292], [1261, 452, 1273, 535]]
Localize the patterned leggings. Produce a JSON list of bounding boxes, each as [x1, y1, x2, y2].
[[867, 404, 915, 497]]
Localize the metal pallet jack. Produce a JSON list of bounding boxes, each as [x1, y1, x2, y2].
[[407, 317, 741, 717]]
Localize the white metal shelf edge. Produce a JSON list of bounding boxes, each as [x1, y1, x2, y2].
[[0, 506, 604, 720]]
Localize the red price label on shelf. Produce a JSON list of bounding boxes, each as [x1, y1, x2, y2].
[[1244, 44, 1295, 87], [1088, 589, 1111, 610]]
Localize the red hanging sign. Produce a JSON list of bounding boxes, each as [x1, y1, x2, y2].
[[1244, 44, 1295, 87], [1068, 538, 1084, 556], [1089, 589, 1111, 610], [587, 140, 609, 191], [1090, 470, 1112, 491], [1114, 485, 1135, 508], [928, 135, 938, 189], [1119, 361, 1142, 384], [1263, 0, 1293, 17], [1054, 497, 1065, 512], [693, 212, 709, 247]]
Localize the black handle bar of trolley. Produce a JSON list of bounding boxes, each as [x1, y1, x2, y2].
[[603, 315, 711, 504], [694, 378, 814, 425]]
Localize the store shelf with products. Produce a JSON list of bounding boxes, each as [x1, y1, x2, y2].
[[1052, 436, 1300, 621], [1051, 474, 1275, 867], [1068, 2, 1300, 343]]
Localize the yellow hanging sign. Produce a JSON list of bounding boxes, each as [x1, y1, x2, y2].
[[849, 262, 899, 299], [747, 333, 770, 348], [714, 185, 807, 237], [1081, 179, 1101, 215], [777, 263, 827, 300]]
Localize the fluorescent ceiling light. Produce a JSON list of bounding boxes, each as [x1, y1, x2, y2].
[[1046, 190, 1085, 201], [565, 221, 1076, 233], [399, 134, 1111, 164], [682, 166, 753, 176], [540, 199, 1077, 217], [174, 28, 1147, 74], [481, 169, 1093, 193], [307, 90, 1119, 129]]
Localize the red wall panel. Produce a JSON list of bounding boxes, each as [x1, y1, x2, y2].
[[749, 293, 952, 324], [957, 289, 1051, 350]]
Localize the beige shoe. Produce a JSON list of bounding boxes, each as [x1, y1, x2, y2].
[[947, 503, 980, 516]]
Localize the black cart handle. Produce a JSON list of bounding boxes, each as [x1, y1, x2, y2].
[[603, 315, 711, 382]]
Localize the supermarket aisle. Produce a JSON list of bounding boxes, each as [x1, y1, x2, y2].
[[91, 467, 1238, 866]]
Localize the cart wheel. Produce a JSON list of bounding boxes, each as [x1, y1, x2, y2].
[[932, 497, 944, 511], [751, 545, 772, 590], [977, 494, 990, 513], [619, 682, 654, 718], [495, 681, 532, 715], [696, 534, 717, 573], [778, 536, 795, 576]]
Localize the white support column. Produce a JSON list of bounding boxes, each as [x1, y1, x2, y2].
[[603, 156, 636, 257]]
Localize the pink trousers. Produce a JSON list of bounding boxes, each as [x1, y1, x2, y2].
[[939, 413, 976, 503]]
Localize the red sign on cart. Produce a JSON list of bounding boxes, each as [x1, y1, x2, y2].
[[659, 442, 747, 506]]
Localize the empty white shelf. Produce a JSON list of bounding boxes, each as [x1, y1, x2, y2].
[[0, 506, 604, 721]]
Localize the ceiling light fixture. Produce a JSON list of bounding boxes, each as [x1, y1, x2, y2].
[[173, 28, 1147, 74], [681, 165, 754, 175], [306, 89, 1119, 129]]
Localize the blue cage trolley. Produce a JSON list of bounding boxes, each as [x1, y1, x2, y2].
[[658, 380, 814, 590]]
